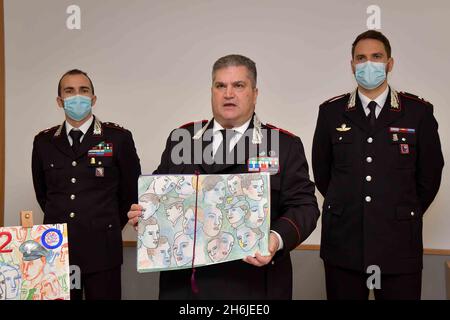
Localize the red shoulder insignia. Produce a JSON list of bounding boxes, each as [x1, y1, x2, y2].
[[103, 122, 129, 132], [36, 125, 59, 137], [266, 123, 296, 137], [179, 120, 208, 129], [320, 93, 349, 106], [398, 91, 432, 106]]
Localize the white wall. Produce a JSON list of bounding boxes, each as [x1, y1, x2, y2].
[[4, 0, 449, 249]]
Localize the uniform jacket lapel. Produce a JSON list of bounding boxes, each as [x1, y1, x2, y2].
[[76, 117, 104, 159], [198, 114, 257, 174], [52, 123, 74, 158], [371, 88, 404, 135], [343, 87, 404, 135], [214, 117, 255, 173], [343, 92, 371, 134]]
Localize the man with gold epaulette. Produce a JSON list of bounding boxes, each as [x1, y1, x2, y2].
[[312, 30, 444, 300], [128, 54, 320, 299], [31, 69, 141, 300]]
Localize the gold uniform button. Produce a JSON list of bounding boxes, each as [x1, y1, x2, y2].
[[69, 212, 76, 218]]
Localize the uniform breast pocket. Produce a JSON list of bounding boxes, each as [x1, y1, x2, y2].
[[390, 133, 417, 169], [88, 157, 118, 179], [331, 133, 353, 167], [43, 159, 66, 186]]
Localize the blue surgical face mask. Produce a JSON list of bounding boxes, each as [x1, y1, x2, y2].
[[354, 61, 387, 90], [63, 95, 92, 121]]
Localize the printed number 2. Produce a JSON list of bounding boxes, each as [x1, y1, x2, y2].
[[0, 231, 13, 253]]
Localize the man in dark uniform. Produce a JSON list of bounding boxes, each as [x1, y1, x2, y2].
[[128, 54, 320, 299], [312, 30, 444, 300], [32, 69, 141, 300]]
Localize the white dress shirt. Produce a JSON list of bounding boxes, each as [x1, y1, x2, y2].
[[212, 118, 251, 157], [358, 86, 389, 119], [65, 115, 94, 146]]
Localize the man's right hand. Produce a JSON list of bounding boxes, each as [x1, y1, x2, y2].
[[127, 204, 143, 231]]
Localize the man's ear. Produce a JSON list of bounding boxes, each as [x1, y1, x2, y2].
[[350, 59, 356, 74], [91, 95, 97, 107], [56, 96, 64, 109], [253, 88, 258, 105], [387, 57, 394, 73]]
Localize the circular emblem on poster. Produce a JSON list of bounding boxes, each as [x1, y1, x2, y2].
[[41, 228, 63, 249]]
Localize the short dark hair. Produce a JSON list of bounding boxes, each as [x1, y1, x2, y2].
[[212, 54, 257, 88], [352, 30, 392, 58], [57, 69, 95, 96]]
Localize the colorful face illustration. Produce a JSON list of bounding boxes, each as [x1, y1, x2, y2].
[[0, 266, 21, 299], [152, 241, 172, 267], [141, 223, 160, 249], [166, 203, 183, 225], [236, 226, 260, 252], [227, 206, 246, 226], [203, 208, 223, 237], [140, 196, 160, 220], [227, 175, 243, 196], [243, 178, 264, 201], [182, 208, 196, 236], [176, 177, 195, 197], [246, 204, 267, 228], [207, 238, 220, 262], [21, 257, 46, 282], [204, 181, 226, 205], [151, 176, 177, 195], [218, 232, 234, 259], [173, 233, 194, 266]]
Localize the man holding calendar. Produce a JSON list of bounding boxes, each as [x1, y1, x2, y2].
[[128, 54, 320, 299]]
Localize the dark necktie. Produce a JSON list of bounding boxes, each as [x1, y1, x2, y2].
[[69, 129, 83, 154], [367, 101, 377, 127]]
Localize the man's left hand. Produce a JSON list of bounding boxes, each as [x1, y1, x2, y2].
[[244, 233, 279, 267]]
